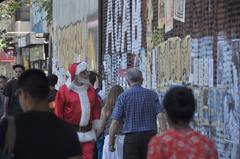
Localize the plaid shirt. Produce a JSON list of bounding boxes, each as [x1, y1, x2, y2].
[[112, 85, 163, 134]]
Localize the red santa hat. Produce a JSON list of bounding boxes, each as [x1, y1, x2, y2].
[[68, 61, 87, 81]]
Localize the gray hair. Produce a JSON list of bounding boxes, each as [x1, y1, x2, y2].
[[126, 68, 143, 83]]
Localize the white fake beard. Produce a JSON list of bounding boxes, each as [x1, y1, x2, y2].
[[78, 77, 90, 85]]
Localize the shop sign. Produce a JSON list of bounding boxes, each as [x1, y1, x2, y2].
[[18, 36, 27, 47], [29, 45, 44, 62], [0, 50, 15, 63]]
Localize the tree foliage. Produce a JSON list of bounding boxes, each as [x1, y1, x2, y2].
[[37, 0, 52, 25], [0, 0, 25, 20]]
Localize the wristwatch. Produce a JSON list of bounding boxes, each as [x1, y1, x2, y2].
[[109, 144, 115, 151]]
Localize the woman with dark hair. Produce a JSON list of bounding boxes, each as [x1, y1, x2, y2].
[[147, 86, 218, 159]]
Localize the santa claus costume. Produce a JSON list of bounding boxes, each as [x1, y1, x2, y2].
[[55, 62, 101, 159]]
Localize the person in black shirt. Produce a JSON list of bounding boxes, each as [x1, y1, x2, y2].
[[0, 69, 81, 159], [47, 74, 58, 111], [2, 64, 25, 117], [0, 75, 7, 118]]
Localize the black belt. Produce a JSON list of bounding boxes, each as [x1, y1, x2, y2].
[[73, 124, 92, 132], [125, 130, 157, 135]]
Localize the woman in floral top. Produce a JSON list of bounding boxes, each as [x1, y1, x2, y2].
[[147, 86, 218, 159]]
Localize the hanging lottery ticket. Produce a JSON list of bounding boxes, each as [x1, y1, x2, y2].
[[223, 89, 240, 144], [180, 36, 190, 82], [158, 0, 165, 29], [173, 0, 186, 23], [165, 0, 174, 33], [151, 49, 157, 89]]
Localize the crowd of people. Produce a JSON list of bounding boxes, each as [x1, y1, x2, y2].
[[0, 62, 218, 159]]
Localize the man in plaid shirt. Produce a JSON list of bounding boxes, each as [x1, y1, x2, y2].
[[108, 68, 167, 159]]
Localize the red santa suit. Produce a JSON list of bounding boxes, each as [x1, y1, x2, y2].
[[55, 62, 101, 159]]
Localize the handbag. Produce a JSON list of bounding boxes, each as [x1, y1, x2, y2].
[[0, 116, 16, 159]]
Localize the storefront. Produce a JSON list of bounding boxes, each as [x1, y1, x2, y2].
[[18, 33, 48, 72]]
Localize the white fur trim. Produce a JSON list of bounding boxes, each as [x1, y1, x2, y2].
[[98, 90, 106, 100], [77, 129, 96, 142], [65, 77, 72, 88], [78, 89, 91, 126], [68, 82, 89, 91], [92, 119, 102, 130], [68, 83, 90, 126], [76, 61, 87, 75]]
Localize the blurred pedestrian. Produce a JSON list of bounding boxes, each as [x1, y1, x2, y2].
[[2, 64, 25, 117], [89, 71, 104, 106], [0, 69, 81, 159], [89, 71, 104, 159], [147, 86, 218, 159], [47, 74, 58, 111], [0, 75, 7, 118], [109, 68, 167, 159], [55, 62, 101, 159], [89, 71, 105, 159], [89, 71, 98, 89], [98, 85, 124, 159]]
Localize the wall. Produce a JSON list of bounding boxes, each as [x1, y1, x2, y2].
[[31, 0, 47, 33], [52, 0, 99, 86], [102, 0, 240, 158]]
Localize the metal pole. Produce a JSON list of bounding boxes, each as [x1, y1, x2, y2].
[[6, 32, 31, 34]]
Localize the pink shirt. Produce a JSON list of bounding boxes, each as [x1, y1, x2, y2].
[[148, 129, 218, 159]]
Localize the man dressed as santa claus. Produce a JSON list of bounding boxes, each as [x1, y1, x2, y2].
[[55, 62, 101, 159]]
